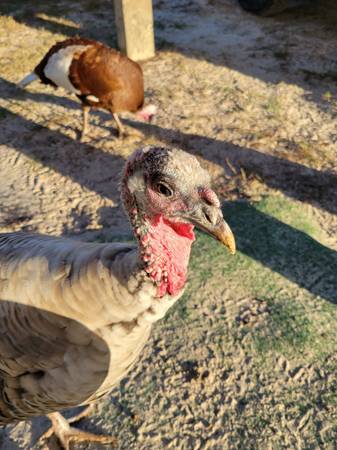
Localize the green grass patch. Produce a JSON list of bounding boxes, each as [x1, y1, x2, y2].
[[253, 297, 314, 355]]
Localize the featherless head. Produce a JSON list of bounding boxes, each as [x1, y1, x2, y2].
[[122, 146, 235, 296], [123, 146, 235, 252], [135, 104, 157, 122]]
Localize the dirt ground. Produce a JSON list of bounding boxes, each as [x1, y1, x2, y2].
[[0, 0, 336, 448]]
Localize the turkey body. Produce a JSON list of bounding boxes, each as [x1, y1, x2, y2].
[[34, 37, 145, 114], [18, 38, 156, 139], [0, 233, 178, 423]]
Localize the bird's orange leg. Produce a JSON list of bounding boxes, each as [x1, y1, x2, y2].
[[112, 113, 125, 138], [38, 405, 116, 450], [80, 105, 90, 142]]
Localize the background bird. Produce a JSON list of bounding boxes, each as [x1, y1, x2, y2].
[[0, 146, 235, 449], [18, 37, 157, 140]]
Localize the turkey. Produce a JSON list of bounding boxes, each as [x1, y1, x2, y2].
[[0, 146, 235, 449], [18, 38, 157, 140]]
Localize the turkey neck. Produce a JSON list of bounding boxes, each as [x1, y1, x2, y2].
[[121, 162, 196, 298], [136, 214, 195, 297]]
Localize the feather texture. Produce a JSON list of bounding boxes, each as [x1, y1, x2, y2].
[[0, 233, 180, 423], [33, 37, 145, 112], [43, 45, 89, 94], [20, 37, 155, 138]]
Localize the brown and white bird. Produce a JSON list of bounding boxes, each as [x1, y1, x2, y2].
[[18, 38, 157, 140], [0, 146, 235, 449]]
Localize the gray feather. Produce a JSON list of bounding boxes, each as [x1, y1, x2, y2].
[[0, 232, 180, 422]]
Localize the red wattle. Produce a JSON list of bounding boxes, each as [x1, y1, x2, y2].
[[145, 215, 195, 297]]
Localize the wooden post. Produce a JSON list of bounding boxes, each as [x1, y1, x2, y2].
[[113, 0, 155, 61]]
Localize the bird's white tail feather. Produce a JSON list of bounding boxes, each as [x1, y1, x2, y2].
[[18, 72, 38, 88]]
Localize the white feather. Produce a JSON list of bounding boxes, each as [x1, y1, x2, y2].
[[18, 72, 38, 88], [140, 104, 157, 115], [86, 95, 100, 102], [44, 45, 89, 94]]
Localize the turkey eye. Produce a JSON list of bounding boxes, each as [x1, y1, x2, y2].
[[156, 182, 173, 197]]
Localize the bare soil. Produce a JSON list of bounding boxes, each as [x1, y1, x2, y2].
[[0, 0, 336, 449]]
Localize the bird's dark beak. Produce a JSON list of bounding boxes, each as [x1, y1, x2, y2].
[[186, 204, 236, 254]]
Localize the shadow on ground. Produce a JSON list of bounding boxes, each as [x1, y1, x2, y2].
[[0, 109, 123, 205], [225, 200, 337, 305], [0, 0, 117, 43], [154, 0, 337, 101]]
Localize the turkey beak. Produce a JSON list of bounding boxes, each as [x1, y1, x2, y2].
[[210, 219, 236, 254], [189, 205, 236, 254]]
